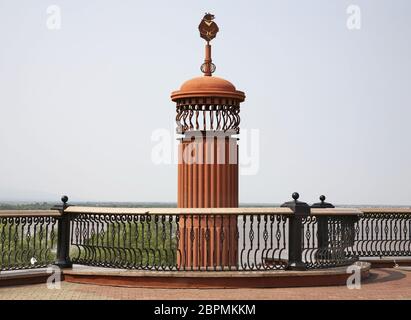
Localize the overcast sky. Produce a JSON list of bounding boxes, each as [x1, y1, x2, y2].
[[0, 0, 410, 206]]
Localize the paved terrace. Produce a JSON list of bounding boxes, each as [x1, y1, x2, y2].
[[0, 268, 410, 300]]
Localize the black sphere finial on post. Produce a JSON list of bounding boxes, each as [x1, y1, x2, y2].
[[61, 196, 68, 212], [281, 192, 310, 215], [61, 195, 68, 204], [311, 195, 335, 209], [292, 192, 300, 201], [61, 195, 69, 208]]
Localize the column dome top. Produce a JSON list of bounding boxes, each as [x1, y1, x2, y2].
[[171, 76, 245, 102]]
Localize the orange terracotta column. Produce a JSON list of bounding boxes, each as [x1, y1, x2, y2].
[[177, 135, 239, 269], [171, 14, 246, 270], [178, 135, 238, 208]]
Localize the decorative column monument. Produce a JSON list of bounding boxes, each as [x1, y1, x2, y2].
[[171, 14, 246, 269]]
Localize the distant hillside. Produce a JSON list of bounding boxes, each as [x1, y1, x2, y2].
[[0, 202, 178, 210], [0, 202, 56, 210]]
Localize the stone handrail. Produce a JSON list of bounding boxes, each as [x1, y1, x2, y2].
[[0, 210, 62, 217]]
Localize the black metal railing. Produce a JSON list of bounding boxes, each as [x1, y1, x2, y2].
[[302, 214, 358, 269], [0, 212, 59, 271], [350, 209, 411, 258], [1, 197, 410, 273], [70, 213, 178, 270], [239, 214, 288, 271], [64, 202, 359, 271], [68, 211, 290, 271]]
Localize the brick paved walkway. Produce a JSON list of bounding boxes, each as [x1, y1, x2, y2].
[[0, 268, 410, 300]]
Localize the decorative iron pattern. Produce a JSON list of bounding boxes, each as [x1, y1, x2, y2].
[[70, 213, 289, 271], [176, 104, 240, 134], [349, 211, 411, 257], [301, 215, 358, 269], [239, 214, 289, 271], [70, 214, 177, 270], [0, 216, 57, 271]]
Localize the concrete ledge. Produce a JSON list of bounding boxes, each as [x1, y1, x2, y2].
[[0, 262, 372, 289], [361, 258, 411, 268], [62, 262, 371, 289], [0, 269, 50, 287]]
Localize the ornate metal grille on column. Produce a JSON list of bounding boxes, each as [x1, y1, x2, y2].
[[176, 101, 241, 134]]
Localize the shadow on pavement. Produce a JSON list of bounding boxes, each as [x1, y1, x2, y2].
[[364, 269, 406, 284]]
